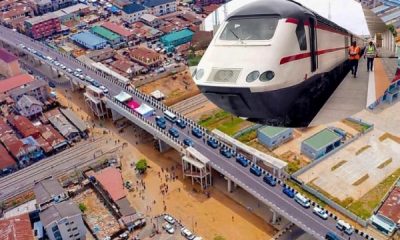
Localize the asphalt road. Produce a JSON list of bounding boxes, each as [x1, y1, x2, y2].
[[0, 137, 120, 202], [0, 26, 375, 240]]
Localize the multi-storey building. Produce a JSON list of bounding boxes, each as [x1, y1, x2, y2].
[[33, 0, 75, 15], [24, 12, 61, 39], [142, 0, 177, 16]]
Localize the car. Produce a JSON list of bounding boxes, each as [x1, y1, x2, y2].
[[263, 174, 277, 186], [78, 74, 85, 80], [156, 116, 166, 124], [250, 165, 262, 177], [181, 228, 195, 240], [60, 64, 66, 70], [157, 121, 166, 129], [100, 86, 109, 94], [18, 43, 25, 48], [163, 215, 176, 224], [313, 206, 328, 220], [191, 128, 203, 138], [53, 61, 60, 66], [73, 71, 80, 77], [162, 223, 175, 234], [75, 68, 82, 73], [207, 138, 218, 149], [66, 68, 73, 73], [282, 187, 295, 198], [48, 82, 56, 88], [236, 155, 249, 167], [92, 81, 101, 87], [176, 119, 186, 129], [220, 147, 233, 158], [168, 128, 179, 138], [183, 138, 194, 147], [46, 56, 53, 61]]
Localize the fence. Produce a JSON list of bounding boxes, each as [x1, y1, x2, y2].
[[132, 64, 186, 87], [232, 124, 263, 139]]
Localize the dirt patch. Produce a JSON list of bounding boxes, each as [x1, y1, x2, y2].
[[331, 160, 347, 171], [379, 132, 400, 144], [377, 158, 393, 169], [353, 174, 369, 186], [355, 145, 371, 155]]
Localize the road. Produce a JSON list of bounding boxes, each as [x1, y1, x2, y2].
[[0, 137, 120, 202], [0, 25, 375, 240]]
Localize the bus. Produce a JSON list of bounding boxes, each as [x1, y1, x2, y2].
[[294, 193, 311, 208], [164, 110, 177, 123], [336, 220, 353, 235]]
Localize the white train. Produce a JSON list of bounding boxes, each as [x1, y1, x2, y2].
[[193, 0, 365, 127]]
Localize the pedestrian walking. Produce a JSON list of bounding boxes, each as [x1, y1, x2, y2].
[[349, 41, 361, 78], [365, 41, 377, 72]]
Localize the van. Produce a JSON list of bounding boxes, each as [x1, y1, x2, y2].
[[336, 220, 353, 235], [325, 231, 340, 240], [294, 193, 311, 208]]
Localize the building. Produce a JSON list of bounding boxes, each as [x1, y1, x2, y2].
[[8, 78, 48, 102], [129, 47, 162, 67], [34, 177, 68, 209], [140, 13, 161, 27], [24, 12, 61, 39], [143, 0, 177, 16], [52, 3, 90, 24], [257, 126, 293, 149], [102, 21, 135, 41], [0, 213, 34, 240], [45, 109, 80, 142], [160, 29, 194, 48], [0, 133, 43, 164], [84, 85, 108, 119], [121, 2, 146, 23], [0, 144, 17, 174], [38, 124, 68, 152], [195, 0, 227, 6], [0, 1, 34, 30], [301, 129, 343, 160], [91, 26, 122, 47], [86, 48, 115, 62], [70, 31, 108, 50], [7, 114, 40, 138], [110, 59, 143, 76], [90, 167, 126, 202], [378, 185, 400, 224], [59, 108, 88, 137], [370, 214, 397, 236], [33, 0, 75, 15], [0, 118, 13, 138], [40, 200, 86, 240], [0, 48, 21, 77], [0, 73, 34, 95], [16, 95, 44, 118]]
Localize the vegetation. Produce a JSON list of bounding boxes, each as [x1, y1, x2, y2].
[[287, 161, 302, 174], [352, 174, 369, 186], [286, 180, 326, 207], [236, 130, 257, 143], [387, 24, 398, 37], [214, 235, 226, 240], [342, 119, 371, 133], [379, 132, 400, 144], [187, 54, 203, 67], [199, 110, 248, 136], [79, 203, 87, 213], [135, 158, 148, 174], [355, 145, 371, 156], [378, 158, 393, 169], [331, 160, 347, 171]]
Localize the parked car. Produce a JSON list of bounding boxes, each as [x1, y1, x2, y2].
[[163, 215, 176, 224], [181, 228, 195, 240], [207, 138, 218, 149], [183, 138, 194, 147], [220, 147, 233, 158], [263, 174, 276, 186], [250, 165, 262, 177], [236, 155, 249, 167], [282, 187, 295, 198], [162, 223, 175, 234], [313, 206, 328, 220]]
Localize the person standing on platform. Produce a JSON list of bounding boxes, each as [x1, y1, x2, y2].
[[365, 41, 377, 72], [349, 41, 361, 78]]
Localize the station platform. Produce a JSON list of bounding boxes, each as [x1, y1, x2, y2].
[[311, 50, 397, 126]]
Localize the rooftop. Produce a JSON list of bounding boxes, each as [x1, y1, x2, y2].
[[303, 128, 342, 150], [39, 200, 81, 227], [70, 31, 108, 47], [59, 108, 87, 132], [0, 118, 13, 138], [102, 21, 134, 37], [140, 13, 158, 22], [259, 126, 291, 138], [25, 12, 58, 25], [161, 29, 194, 43], [379, 187, 400, 224], [33, 177, 65, 206], [91, 26, 121, 41], [130, 47, 161, 60], [122, 2, 145, 14], [0, 74, 34, 94], [7, 115, 39, 138], [9, 79, 47, 99], [143, 0, 175, 7], [92, 167, 126, 202], [0, 213, 34, 240], [38, 124, 66, 149], [0, 144, 16, 170], [0, 48, 18, 63]]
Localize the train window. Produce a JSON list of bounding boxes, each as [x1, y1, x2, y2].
[[295, 22, 307, 51], [219, 17, 279, 41]]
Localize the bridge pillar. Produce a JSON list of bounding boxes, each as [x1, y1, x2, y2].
[[227, 179, 232, 193], [111, 109, 123, 121], [271, 209, 278, 225], [157, 139, 171, 153]]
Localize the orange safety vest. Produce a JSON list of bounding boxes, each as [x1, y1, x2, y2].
[[349, 46, 360, 60]]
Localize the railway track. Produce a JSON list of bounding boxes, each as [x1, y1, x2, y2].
[[171, 94, 209, 114]]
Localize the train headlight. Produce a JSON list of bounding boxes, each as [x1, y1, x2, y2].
[[196, 69, 205, 80], [246, 71, 260, 82], [260, 71, 275, 81]]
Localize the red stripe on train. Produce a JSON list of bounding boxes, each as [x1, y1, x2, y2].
[[285, 18, 348, 36], [280, 47, 347, 65]]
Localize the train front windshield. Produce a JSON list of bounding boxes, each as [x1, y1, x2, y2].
[[219, 17, 279, 41]]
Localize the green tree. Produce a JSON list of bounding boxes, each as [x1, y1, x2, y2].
[[136, 158, 148, 174], [79, 203, 87, 213], [387, 24, 398, 37], [214, 236, 226, 240]]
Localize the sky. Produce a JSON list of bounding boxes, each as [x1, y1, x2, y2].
[[203, 0, 370, 36]]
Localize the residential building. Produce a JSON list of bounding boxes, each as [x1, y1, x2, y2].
[[377, 185, 400, 226], [8, 78, 48, 102], [86, 48, 115, 62], [59, 108, 88, 137], [370, 214, 397, 236], [143, 0, 177, 16], [102, 21, 135, 41], [0, 48, 21, 77], [24, 12, 61, 39], [140, 13, 161, 27], [38, 124, 68, 152], [0, 144, 17, 174], [121, 3, 146, 23], [161, 28, 194, 48], [52, 3, 90, 24], [70, 31, 108, 50], [0, 118, 13, 138], [0, 133, 43, 165], [90, 167, 126, 202], [129, 47, 162, 67], [0, 213, 34, 240], [33, 177, 68, 209], [0, 1, 34, 30], [195, 0, 227, 6], [16, 95, 44, 118], [84, 85, 108, 119], [33, 0, 75, 15], [110, 59, 143, 76], [40, 200, 86, 240], [7, 114, 40, 138], [112, 0, 132, 9], [45, 109, 80, 142], [91, 26, 122, 47], [257, 126, 293, 149], [301, 129, 343, 160], [0, 74, 34, 95]]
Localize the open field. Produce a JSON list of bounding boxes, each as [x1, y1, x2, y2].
[[199, 110, 254, 136]]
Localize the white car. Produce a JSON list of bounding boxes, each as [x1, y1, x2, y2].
[[313, 207, 328, 220], [162, 223, 175, 234], [53, 61, 60, 66], [181, 228, 194, 239], [66, 68, 73, 73], [99, 86, 109, 94], [75, 68, 82, 73], [60, 64, 66, 69], [79, 74, 85, 80], [46, 56, 53, 61], [163, 215, 175, 224]]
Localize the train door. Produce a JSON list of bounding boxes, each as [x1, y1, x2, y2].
[[309, 18, 318, 72], [345, 35, 349, 59]]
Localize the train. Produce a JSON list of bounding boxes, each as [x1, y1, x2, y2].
[[193, 0, 365, 127]]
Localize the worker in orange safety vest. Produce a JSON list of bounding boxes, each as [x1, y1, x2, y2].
[[349, 41, 361, 78]]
